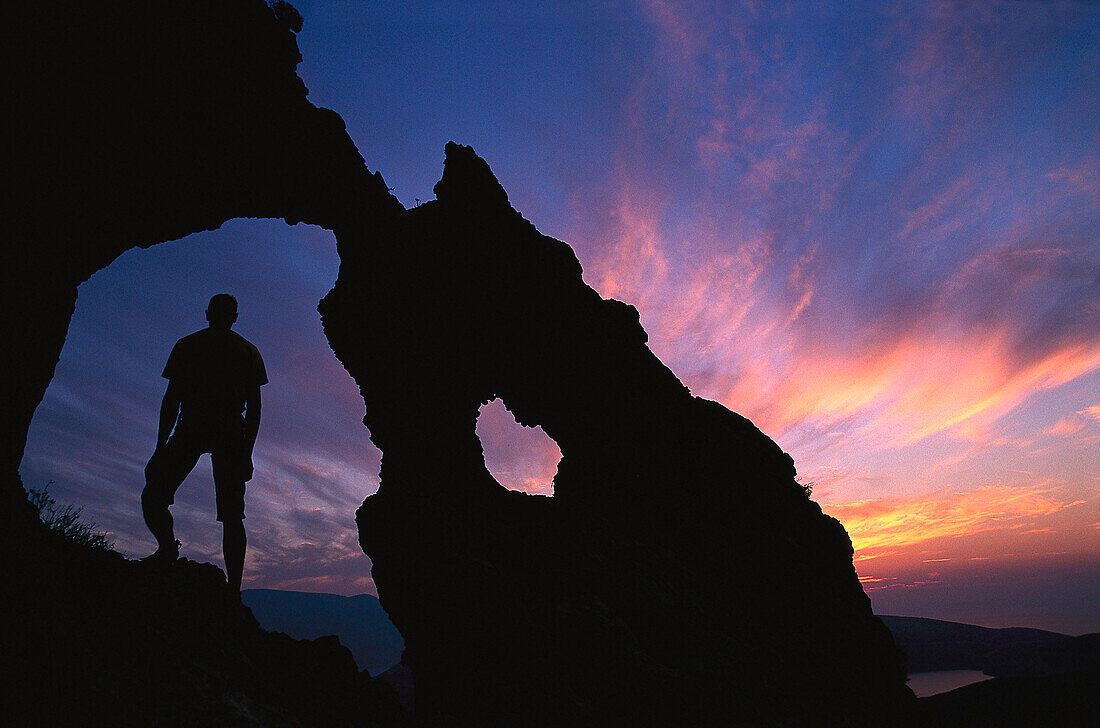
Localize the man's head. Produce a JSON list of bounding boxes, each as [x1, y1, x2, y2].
[[206, 294, 238, 329]]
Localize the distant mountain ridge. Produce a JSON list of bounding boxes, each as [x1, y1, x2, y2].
[[883, 615, 1099, 726], [880, 615, 1098, 676], [243, 588, 405, 676]]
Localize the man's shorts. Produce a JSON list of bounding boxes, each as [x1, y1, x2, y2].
[[143, 426, 250, 522]]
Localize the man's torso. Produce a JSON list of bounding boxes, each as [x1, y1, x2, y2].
[[164, 328, 267, 435]]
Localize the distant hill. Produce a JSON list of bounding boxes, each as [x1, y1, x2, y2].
[[882, 615, 1100, 726], [243, 589, 405, 676], [879, 615, 1070, 674]]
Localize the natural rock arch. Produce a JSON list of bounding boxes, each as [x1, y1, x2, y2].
[[6, 2, 916, 726], [319, 142, 913, 725], [19, 219, 367, 566], [6, 0, 394, 520]]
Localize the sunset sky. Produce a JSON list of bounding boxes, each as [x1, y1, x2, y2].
[[20, 1, 1099, 634]]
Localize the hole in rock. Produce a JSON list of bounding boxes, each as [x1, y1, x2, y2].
[[19, 219, 386, 599], [476, 399, 561, 496]]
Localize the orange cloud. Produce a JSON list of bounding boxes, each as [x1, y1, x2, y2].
[[577, 160, 1100, 459], [559, 5, 1100, 602], [823, 484, 1067, 557], [715, 324, 1100, 450]]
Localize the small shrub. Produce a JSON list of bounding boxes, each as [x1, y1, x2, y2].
[[27, 483, 113, 551], [796, 478, 814, 498]]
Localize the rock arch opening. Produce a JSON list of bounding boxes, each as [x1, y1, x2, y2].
[[19, 218, 382, 595], [475, 398, 561, 497]]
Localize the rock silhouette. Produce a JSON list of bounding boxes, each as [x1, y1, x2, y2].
[[320, 142, 914, 726], [5, 0, 394, 524], [5, 527, 408, 727], [6, 2, 403, 724], [5, 1, 916, 725]]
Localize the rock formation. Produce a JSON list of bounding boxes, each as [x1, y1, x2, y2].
[[5, 0, 395, 522], [320, 143, 914, 726], [5, 524, 408, 727], [6, 1, 915, 725], [5, 1, 402, 724]]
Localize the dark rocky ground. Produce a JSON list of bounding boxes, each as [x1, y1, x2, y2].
[[1, 490, 410, 727]]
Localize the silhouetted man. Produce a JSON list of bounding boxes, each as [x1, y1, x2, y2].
[[141, 294, 267, 593]]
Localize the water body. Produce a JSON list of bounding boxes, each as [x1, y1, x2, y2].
[[908, 670, 993, 698]]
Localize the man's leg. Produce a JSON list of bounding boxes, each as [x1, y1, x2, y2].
[[141, 438, 199, 560], [212, 445, 248, 592], [140, 493, 175, 555], [222, 518, 246, 593]]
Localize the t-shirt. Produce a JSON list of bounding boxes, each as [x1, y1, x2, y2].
[[162, 328, 268, 429]]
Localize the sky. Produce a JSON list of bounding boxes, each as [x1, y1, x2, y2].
[[20, 0, 1099, 634]]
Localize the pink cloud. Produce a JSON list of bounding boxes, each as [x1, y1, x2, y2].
[[1081, 404, 1100, 425], [555, 0, 1099, 591], [1043, 415, 1086, 438]]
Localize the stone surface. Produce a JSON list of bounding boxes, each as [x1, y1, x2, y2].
[[4, 526, 409, 727], [319, 142, 915, 726]]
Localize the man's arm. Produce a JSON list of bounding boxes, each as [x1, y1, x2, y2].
[[243, 383, 261, 454], [157, 380, 181, 448]]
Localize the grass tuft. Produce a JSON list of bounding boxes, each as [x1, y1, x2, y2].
[[27, 483, 113, 551]]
